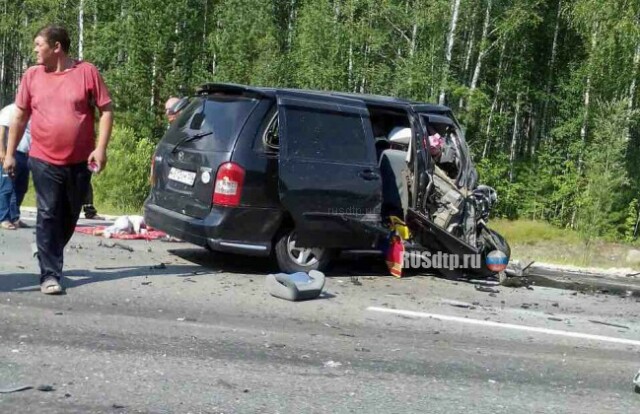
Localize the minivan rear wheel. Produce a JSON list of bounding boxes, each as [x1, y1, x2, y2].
[[274, 229, 333, 273]]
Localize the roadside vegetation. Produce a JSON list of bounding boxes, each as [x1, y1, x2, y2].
[[3, 0, 640, 260]]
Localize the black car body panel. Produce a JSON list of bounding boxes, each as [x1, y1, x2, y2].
[[145, 82, 509, 273], [276, 90, 382, 248]]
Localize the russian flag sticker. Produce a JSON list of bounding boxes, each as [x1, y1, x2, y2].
[[486, 250, 508, 272]]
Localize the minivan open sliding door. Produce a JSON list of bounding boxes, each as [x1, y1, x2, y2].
[[277, 91, 383, 248]]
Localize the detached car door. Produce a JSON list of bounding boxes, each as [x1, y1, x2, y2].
[[277, 91, 383, 248]]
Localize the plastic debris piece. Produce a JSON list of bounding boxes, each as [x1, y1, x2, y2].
[[266, 270, 325, 301], [36, 385, 54, 392], [0, 385, 33, 394], [323, 361, 342, 368]]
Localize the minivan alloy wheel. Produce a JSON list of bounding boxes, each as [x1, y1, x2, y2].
[[286, 233, 323, 267]]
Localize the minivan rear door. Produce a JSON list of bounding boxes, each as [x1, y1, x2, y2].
[[277, 91, 383, 248], [151, 94, 260, 218]]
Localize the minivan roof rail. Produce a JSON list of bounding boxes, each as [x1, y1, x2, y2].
[[195, 82, 452, 112], [195, 83, 274, 97]]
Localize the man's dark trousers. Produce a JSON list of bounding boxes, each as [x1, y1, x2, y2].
[[29, 157, 92, 283]]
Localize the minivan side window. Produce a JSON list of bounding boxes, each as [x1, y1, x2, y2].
[[284, 107, 370, 164], [262, 112, 279, 153]]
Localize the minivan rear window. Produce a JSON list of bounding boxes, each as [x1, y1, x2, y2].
[[163, 95, 259, 152]]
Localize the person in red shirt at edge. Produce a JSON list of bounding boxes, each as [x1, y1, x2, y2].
[[2, 25, 113, 294]]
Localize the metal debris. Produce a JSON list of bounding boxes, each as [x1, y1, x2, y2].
[[441, 299, 473, 309], [36, 384, 54, 392], [0, 385, 33, 394], [588, 320, 630, 330], [475, 285, 499, 294], [98, 240, 134, 252]]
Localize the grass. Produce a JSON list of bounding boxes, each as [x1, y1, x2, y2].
[[490, 218, 638, 269], [20, 178, 143, 216], [490, 219, 581, 245], [20, 183, 640, 270]]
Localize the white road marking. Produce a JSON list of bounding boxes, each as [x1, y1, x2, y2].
[[367, 306, 640, 347]]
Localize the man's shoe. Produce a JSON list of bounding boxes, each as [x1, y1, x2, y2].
[[12, 220, 29, 228], [40, 277, 63, 295], [0, 221, 17, 230], [84, 213, 104, 220]]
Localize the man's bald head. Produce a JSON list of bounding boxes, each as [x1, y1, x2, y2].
[[165, 97, 180, 123]]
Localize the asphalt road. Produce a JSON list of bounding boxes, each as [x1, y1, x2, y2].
[[1, 213, 639, 413]]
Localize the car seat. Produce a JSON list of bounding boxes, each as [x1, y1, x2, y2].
[[379, 149, 410, 219]]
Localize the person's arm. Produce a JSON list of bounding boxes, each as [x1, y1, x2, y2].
[[87, 102, 113, 171], [0, 126, 7, 163], [2, 107, 29, 176]]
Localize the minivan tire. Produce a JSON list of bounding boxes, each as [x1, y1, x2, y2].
[[274, 229, 334, 273]]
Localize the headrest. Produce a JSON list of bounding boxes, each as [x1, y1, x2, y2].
[[388, 127, 412, 145]]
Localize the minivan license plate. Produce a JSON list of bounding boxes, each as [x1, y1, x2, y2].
[[168, 167, 196, 186]]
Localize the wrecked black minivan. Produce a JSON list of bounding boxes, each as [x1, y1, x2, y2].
[[144, 83, 509, 275]]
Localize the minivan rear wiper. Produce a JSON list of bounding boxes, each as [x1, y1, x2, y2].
[[171, 131, 213, 153]]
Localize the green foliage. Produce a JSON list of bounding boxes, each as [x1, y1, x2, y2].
[[624, 199, 638, 243], [490, 218, 581, 245], [575, 100, 633, 242], [93, 126, 155, 212], [1, 0, 640, 245]]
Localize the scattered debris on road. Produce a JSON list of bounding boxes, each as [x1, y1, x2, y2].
[[475, 285, 499, 294], [323, 360, 342, 368], [266, 270, 325, 301], [0, 384, 55, 394], [36, 384, 54, 392], [150, 263, 167, 270], [588, 320, 630, 330], [0, 385, 33, 394], [441, 299, 474, 309], [634, 369, 640, 393], [98, 240, 134, 252], [264, 343, 286, 349]]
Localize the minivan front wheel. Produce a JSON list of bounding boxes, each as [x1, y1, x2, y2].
[[274, 229, 333, 273]]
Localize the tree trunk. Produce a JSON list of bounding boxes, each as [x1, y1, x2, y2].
[[439, 0, 461, 105], [287, 0, 296, 51], [78, 0, 84, 60], [539, 0, 561, 143], [0, 0, 6, 102], [461, 5, 477, 77], [469, 0, 491, 94], [482, 41, 506, 159], [203, 0, 208, 45], [509, 92, 521, 183], [627, 40, 640, 140], [150, 52, 157, 110], [579, 24, 599, 169]]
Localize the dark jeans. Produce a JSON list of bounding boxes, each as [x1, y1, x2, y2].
[[29, 157, 91, 282], [83, 181, 98, 217], [14, 151, 29, 210], [0, 150, 29, 222]]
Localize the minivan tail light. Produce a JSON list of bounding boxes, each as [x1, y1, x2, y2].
[[213, 162, 245, 207]]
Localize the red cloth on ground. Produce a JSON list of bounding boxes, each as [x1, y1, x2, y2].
[[75, 225, 167, 240]]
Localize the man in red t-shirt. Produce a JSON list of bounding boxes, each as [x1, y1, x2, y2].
[[2, 25, 113, 294]]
